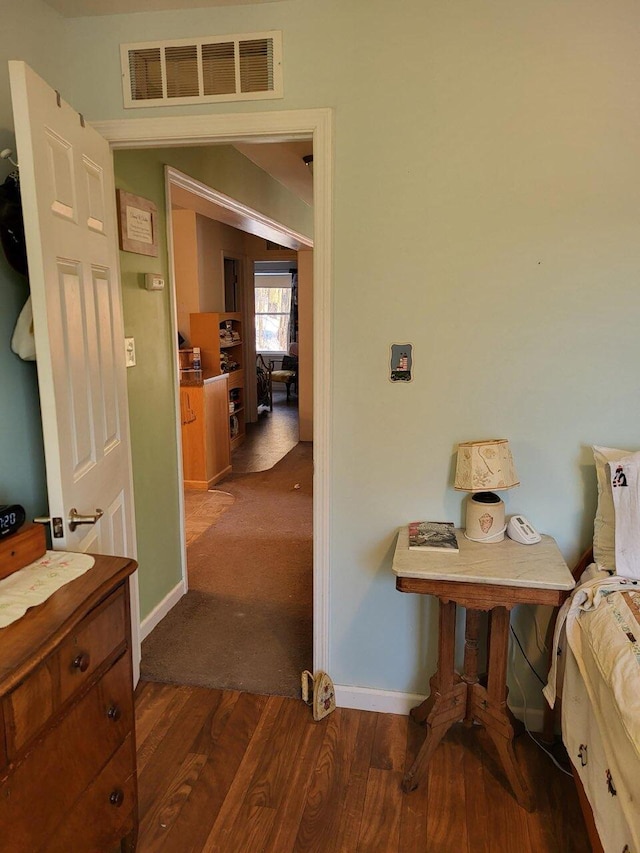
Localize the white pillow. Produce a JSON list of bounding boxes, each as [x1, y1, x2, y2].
[[609, 451, 640, 579], [592, 445, 634, 572]]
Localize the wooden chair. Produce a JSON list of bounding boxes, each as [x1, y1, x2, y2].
[[269, 354, 298, 401]]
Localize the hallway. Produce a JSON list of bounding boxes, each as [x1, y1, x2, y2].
[[140, 390, 313, 697]]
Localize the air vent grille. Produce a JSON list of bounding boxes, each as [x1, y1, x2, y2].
[[128, 47, 163, 101], [121, 31, 282, 108], [202, 41, 236, 96]]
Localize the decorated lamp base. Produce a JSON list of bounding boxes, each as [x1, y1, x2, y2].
[[465, 492, 506, 543]]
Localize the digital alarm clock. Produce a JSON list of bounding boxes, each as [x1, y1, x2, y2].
[[0, 504, 26, 538]]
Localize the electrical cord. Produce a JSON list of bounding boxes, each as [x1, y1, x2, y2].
[[510, 625, 572, 777], [510, 625, 545, 685]]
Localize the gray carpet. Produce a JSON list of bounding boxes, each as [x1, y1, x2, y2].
[[141, 443, 313, 697]]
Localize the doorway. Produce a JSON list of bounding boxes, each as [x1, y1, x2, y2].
[[223, 257, 240, 313], [138, 158, 313, 695], [96, 108, 332, 676]]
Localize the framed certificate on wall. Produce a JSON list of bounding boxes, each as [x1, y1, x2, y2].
[[116, 189, 158, 256]]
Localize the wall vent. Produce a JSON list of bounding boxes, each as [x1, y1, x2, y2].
[[121, 31, 282, 108]]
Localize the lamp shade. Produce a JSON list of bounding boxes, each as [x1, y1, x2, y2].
[[454, 439, 519, 493]]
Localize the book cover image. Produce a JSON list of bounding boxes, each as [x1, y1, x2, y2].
[[408, 521, 459, 552]]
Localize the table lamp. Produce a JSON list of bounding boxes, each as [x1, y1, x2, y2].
[[454, 439, 519, 542]]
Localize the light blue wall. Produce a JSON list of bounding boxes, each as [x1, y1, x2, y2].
[[3, 0, 640, 714]]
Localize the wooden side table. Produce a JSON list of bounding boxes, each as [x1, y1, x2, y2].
[[392, 527, 575, 812]]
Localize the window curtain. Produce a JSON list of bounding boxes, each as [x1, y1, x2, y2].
[[288, 269, 298, 350]]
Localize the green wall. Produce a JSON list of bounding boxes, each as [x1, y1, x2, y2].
[[114, 146, 311, 619]]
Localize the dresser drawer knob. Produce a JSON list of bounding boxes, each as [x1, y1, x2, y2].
[[72, 652, 90, 672], [109, 788, 125, 808], [107, 704, 122, 722]]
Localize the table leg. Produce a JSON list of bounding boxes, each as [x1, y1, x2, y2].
[[472, 606, 534, 811], [402, 599, 467, 793]]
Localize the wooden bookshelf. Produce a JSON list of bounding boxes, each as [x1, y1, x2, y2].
[[190, 312, 246, 450]]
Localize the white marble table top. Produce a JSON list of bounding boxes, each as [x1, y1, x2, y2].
[[392, 527, 575, 590]]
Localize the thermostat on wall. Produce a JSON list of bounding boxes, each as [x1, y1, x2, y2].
[[144, 273, 165, 291]]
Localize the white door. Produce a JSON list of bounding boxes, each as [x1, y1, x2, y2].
[[9, 62, 140, 673]]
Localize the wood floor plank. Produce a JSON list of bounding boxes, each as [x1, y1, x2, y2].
[[138, 751, 208, 851], [201, 695, 284, 851], [244, 695, 313, 810], [218, 804, 277, 853], [190, 689, 241, 754], [151, 691, 267, 853], [398, 715, 429, 853], [292, 708, 360, 852], [478, 728, 530, 853], [136, 683, 197, 775], [136, 686, 218, 816], [135, 681, 190, 748], [522, 737, 565, 853], [424, 729, 470, 853], [369, 711, 407, 771], [356, 768, 403, 852], [263, 708, 329, 853], [529, 737, 586, 853], [333, 711, 378, 853], [458, 725, 493, 853]]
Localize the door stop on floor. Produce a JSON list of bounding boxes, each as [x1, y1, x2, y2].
[[301, 670, 336, 721]]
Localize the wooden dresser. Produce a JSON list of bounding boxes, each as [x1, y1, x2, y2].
[[0, 554, 138, 852]]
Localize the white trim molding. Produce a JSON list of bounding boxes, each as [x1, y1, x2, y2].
[[167, 165, 313, 250], [335, 685, 428, 716], [335, 685, 547, 729], [94, 108, 333, 675], [139, 579, 186, 642]]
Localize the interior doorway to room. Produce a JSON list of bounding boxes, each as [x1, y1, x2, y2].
[[223, 257, 239, 312], [232, 259, 300, 474], [140, 154, 314, 698]]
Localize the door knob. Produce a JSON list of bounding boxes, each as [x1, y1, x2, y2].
[[68, 507, 103, 532]]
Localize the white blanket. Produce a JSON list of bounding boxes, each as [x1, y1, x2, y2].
[[545, 569, 640, 853]]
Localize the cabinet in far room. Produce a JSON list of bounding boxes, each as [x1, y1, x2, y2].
[[190, 312, 246, 451], [180, 373, 232, 489]]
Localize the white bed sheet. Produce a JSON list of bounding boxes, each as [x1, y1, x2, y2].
[[559, 572, 640, 853]]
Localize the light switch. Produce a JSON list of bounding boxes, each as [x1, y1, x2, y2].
[[125, 337, 136, 368]]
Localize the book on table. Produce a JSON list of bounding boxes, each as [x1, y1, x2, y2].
[[408, 521, 459, 553]]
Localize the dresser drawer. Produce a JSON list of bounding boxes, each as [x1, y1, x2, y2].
[[57, 584, 127, 704], [3, 585, 127, 756], [0, 651, 133, 852], [41, 734, 137, 853]]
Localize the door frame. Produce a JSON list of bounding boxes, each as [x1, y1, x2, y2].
[[93, 108, 333, 672]]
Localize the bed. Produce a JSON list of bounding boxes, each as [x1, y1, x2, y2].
[[545, 446, 640, 853]]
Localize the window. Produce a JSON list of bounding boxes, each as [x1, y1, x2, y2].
[[255, 273, 292, 352]]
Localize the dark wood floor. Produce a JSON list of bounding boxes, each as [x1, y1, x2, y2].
[[231, 388, 299, 474], [134, 680, 590, 853]]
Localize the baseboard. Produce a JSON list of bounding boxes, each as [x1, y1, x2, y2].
[[139, 579, 186, 641], [510, 705, 545, 732], [334, 684, 546, 729], [334, 684, 427, 715]]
